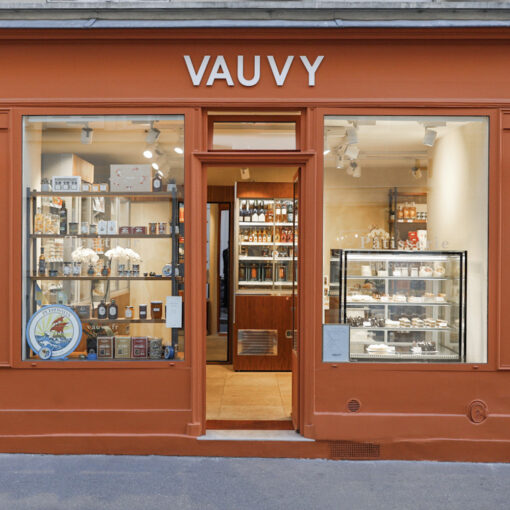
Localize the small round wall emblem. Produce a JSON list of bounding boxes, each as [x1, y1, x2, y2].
[[468, 400, 488, 424], [26, 305, 82, 360]]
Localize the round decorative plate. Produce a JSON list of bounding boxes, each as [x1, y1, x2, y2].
[[26, 305, 83, 360], [162, 264, 173, 277]]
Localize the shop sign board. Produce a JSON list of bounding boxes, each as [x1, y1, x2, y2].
[[184, 55, 324, 87], [26, 305, 82, 360]]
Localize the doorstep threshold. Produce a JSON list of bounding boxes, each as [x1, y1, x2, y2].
[[198, 430, 314, 442]]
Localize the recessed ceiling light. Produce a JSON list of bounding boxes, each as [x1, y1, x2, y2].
[[174, 147, 184, 155], [143, 149, 153, 159], [323, 149, 330, 155], [152, 162, 159, 170]]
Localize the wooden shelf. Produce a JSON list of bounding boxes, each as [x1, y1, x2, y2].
[[31, 234, 172, 239], [82, 318, 166, 324], [29, 191, 173, 198], [30, 275, 180, 281]]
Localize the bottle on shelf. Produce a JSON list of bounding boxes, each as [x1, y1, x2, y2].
[[244, 201, 251, 222], [397, 205, 404, 220], [266, 229, 272, 243], [287, 202, 294, 223], [152, 171, 163, 192], [34, 207, 44, 234], [267, 202, 274, 223], [38, 247, 46, 276], [59, 202, 67, 235], [281, 201, 288, 223], [257, 229, 263, 243], [251, 201, 258, 222], [281, 229, 287, 243], [275, 201, 281, 223], [250, 263, 259, 281], [275, 228, 281, 243], [259, 201, 266, 222], [262, 230, 267, 243], [97, 300, 107, 320], [107, 299, 118, 320], [248, 229, 254, 242], [240, 200, 247, 222]]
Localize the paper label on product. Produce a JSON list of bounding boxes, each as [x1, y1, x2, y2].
[[166, 296, 182, 329], [322, 324, 350, 363]]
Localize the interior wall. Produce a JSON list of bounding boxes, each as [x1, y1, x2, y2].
[[208, 204, 219, 335], [427, 121, 489, 363]]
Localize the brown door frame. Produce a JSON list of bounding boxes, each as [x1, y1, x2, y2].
[[192, 151, 317, 435]]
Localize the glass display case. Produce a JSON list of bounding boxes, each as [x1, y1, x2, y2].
[[235, 197, 297, 294], [335, 250, 466, 361]]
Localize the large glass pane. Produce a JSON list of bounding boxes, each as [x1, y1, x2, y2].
[[23, 115, 185, 362], [323, 116, 488, 363], [212, 121, 296, 150]]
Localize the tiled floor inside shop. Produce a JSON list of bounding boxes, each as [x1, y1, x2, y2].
[[206, 364, 292, 421]]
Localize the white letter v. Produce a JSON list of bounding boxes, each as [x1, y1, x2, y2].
[[184, 55, 211, 86]]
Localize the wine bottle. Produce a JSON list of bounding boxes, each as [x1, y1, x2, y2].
[[59, 202, 67, 235], [38, 247, 46, 276]]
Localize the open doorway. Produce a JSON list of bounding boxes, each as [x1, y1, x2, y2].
[[206, 166, 299, 428]]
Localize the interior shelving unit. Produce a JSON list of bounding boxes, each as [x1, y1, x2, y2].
[[25, 187, 184, 360], [234, 197, 297, 294], [333, 249, 467, 362]]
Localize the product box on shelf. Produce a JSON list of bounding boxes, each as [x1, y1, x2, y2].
[[97, 336, 114, 359], [107, 221, 117, 235], [132, 226, 147, 235], [114, 336, 132, 359], [131, 337, 148, 358], [110, 165, 152, 192], [119, 226, 131, 235], [74, 305, 90, 319], [51, 176, 82, 192]]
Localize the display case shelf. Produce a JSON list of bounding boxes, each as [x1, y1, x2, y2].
[[346, 275, 453, 281], [346, 301, 454, 306], [350, 326, 456, 332]]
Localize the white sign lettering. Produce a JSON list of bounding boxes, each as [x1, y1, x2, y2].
[[184, 55, 324, 87]]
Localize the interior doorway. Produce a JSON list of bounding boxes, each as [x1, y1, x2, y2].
[[205, 165, 299, 428]]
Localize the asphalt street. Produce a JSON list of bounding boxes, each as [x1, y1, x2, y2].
[[0, 454, 509, 510]]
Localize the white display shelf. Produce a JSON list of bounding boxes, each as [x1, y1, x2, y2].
[[239, 256, 296, 261], [239, 221, 274, 227], [346, 300, 455, 306], [238, 281, 273, 286], [351, 326, 455, 332], [346, 275, 452, 281], [239, 242, 294, 246], [353, 352, 458, 360]]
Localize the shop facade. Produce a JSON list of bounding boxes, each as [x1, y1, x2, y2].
[[0, 27, 509, 461]]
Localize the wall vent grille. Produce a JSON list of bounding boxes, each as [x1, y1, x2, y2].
[[328, 441, 381, 459], [237, 329, 278, 356], [347, 399, 361, 413]]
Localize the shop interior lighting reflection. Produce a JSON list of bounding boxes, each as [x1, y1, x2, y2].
[[174, 147, 184, 155]]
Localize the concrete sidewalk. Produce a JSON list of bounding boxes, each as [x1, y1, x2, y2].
[[0, 454, 509, 510]]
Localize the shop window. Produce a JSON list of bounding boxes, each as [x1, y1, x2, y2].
[[211, 120, 297, 150], [322, 116, 488, 363], [22, 115, 185, 362]]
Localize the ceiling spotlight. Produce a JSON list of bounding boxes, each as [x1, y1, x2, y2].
[[240, 168, 250, 180], [351, 161, 362, 178], [344, 144, 360, 160], [323, 149, 330, 156], [423, 129, 437, 147], [143, 148, 153, 159], [411, 165, 423, 179], [81, 124, 93, 145], [174, 147, 184, 155], [152, 162, 159, 171], [346, 126, 358, 145], [146, 123, 161, 144]]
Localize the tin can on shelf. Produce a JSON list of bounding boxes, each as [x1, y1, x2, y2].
[[69, 222, 79, 235], [148, 337, 163, 359], [80, 222, 89, 235], [89, 224, 97, 235], [139, 304, 147, 320], [132, 337, 148, 358], [151, 301, 163, 319], [158, 222, 167, 235], [149, 223, 158, 235]]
